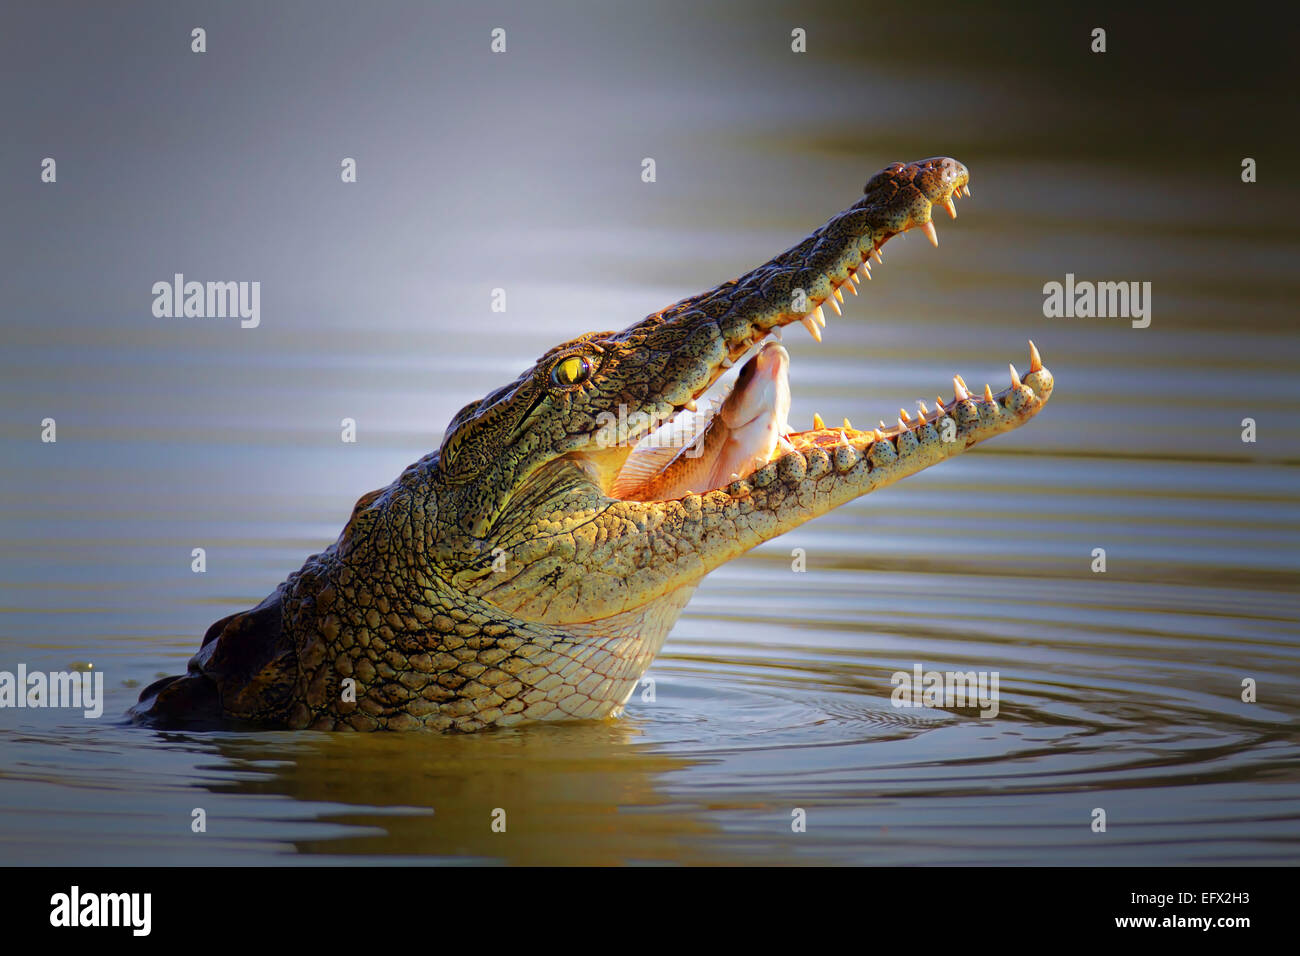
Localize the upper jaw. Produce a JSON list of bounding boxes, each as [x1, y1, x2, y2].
[[576, 158, 973, 491], [627, 157, 972, 429]]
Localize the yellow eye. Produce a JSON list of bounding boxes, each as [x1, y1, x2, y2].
[[551, 355, 592, 387]]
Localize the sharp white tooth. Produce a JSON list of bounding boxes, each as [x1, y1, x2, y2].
[[812, 412, 825, 429], [772, 326, 783, 341], [873, 247, 883, 264], [921, 221, 939, 247], [899, 408, 911, 422], [1009, 363, 1022, 388], [778, 435, 795, 452], [721, 356, 733, 369], [801, 315, 822, 342], [838, 430, 849, 445], [828, 297, 842, 316], [812, 305, 826, 328], [844, 280, 857, 295], [983, 384, 995, 404], [918, 400, 930, 416], [843, 417, 853, 430], [955, 373, 969, 392], [849, 271, 860, 285], [943, 196, 957, 219], [898, 416, 908, 430], [1028, 340, 1043, 372], [833, 287, 844, 304], [953, 376, 970, 401], [963, 184, 971, 198], [936, 395, 947, 411]]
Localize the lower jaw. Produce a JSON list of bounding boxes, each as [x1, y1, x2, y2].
[[616, 342, 1052, 504]]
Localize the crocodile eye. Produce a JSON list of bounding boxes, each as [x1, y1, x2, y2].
[[550, 355, 592, 387]]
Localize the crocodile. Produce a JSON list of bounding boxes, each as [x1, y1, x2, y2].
[[132, 156, 1053, 732]]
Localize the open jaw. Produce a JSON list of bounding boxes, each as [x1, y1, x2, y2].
[[595, 158, 1053, 509], [603, 334, 1054, 508]]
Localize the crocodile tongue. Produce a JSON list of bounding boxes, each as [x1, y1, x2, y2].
[[611, 342, 792, 501]]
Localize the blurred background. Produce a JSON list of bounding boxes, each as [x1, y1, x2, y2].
[[0, 1, 1296, 864]]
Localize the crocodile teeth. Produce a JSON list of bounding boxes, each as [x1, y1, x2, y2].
[[953, 376, 970, 401], [954, 373, 970, 393], [1028, 340, 1043, 372], [684, 399, 697, 412], [983, 384, 994, 404], [963, 184, 971, 198], [720, 355, 734, 369], [943, 196, 957, 219], [828, 297, 842, 316], [801, 315, 822, 342], [771, 326, 782, 341], [918, 400, 929, 416], [936, 395, 947, 411], [899, 407, 911, 422], [921, 221, 939, 247], [844, 280, 857, 295], [833, 287, 844, 304], [812, 305, 826, 327], [897, 416, 908, 430], [848, 271, 860, 285], [872, 428, 884, 441], [838, 430, 849, 445], [873, 247, 883, 264], [843, 417, 853, 429], [1009, 363, 1022, 388], [812, 412, 825, 429], [878, 420, 887, 431]]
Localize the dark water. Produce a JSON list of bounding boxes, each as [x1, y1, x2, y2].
[[1, 3, 1297, 865]]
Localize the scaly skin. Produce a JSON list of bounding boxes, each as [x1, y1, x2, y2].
[[132, 157, 1054, 732]]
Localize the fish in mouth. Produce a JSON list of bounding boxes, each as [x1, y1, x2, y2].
[[612, 341, 794, 501], [132, 156, 1054, 732]]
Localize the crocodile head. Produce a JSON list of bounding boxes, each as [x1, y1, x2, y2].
[[133, 156, 1053, 732], [434, 157, 1051, 625]]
